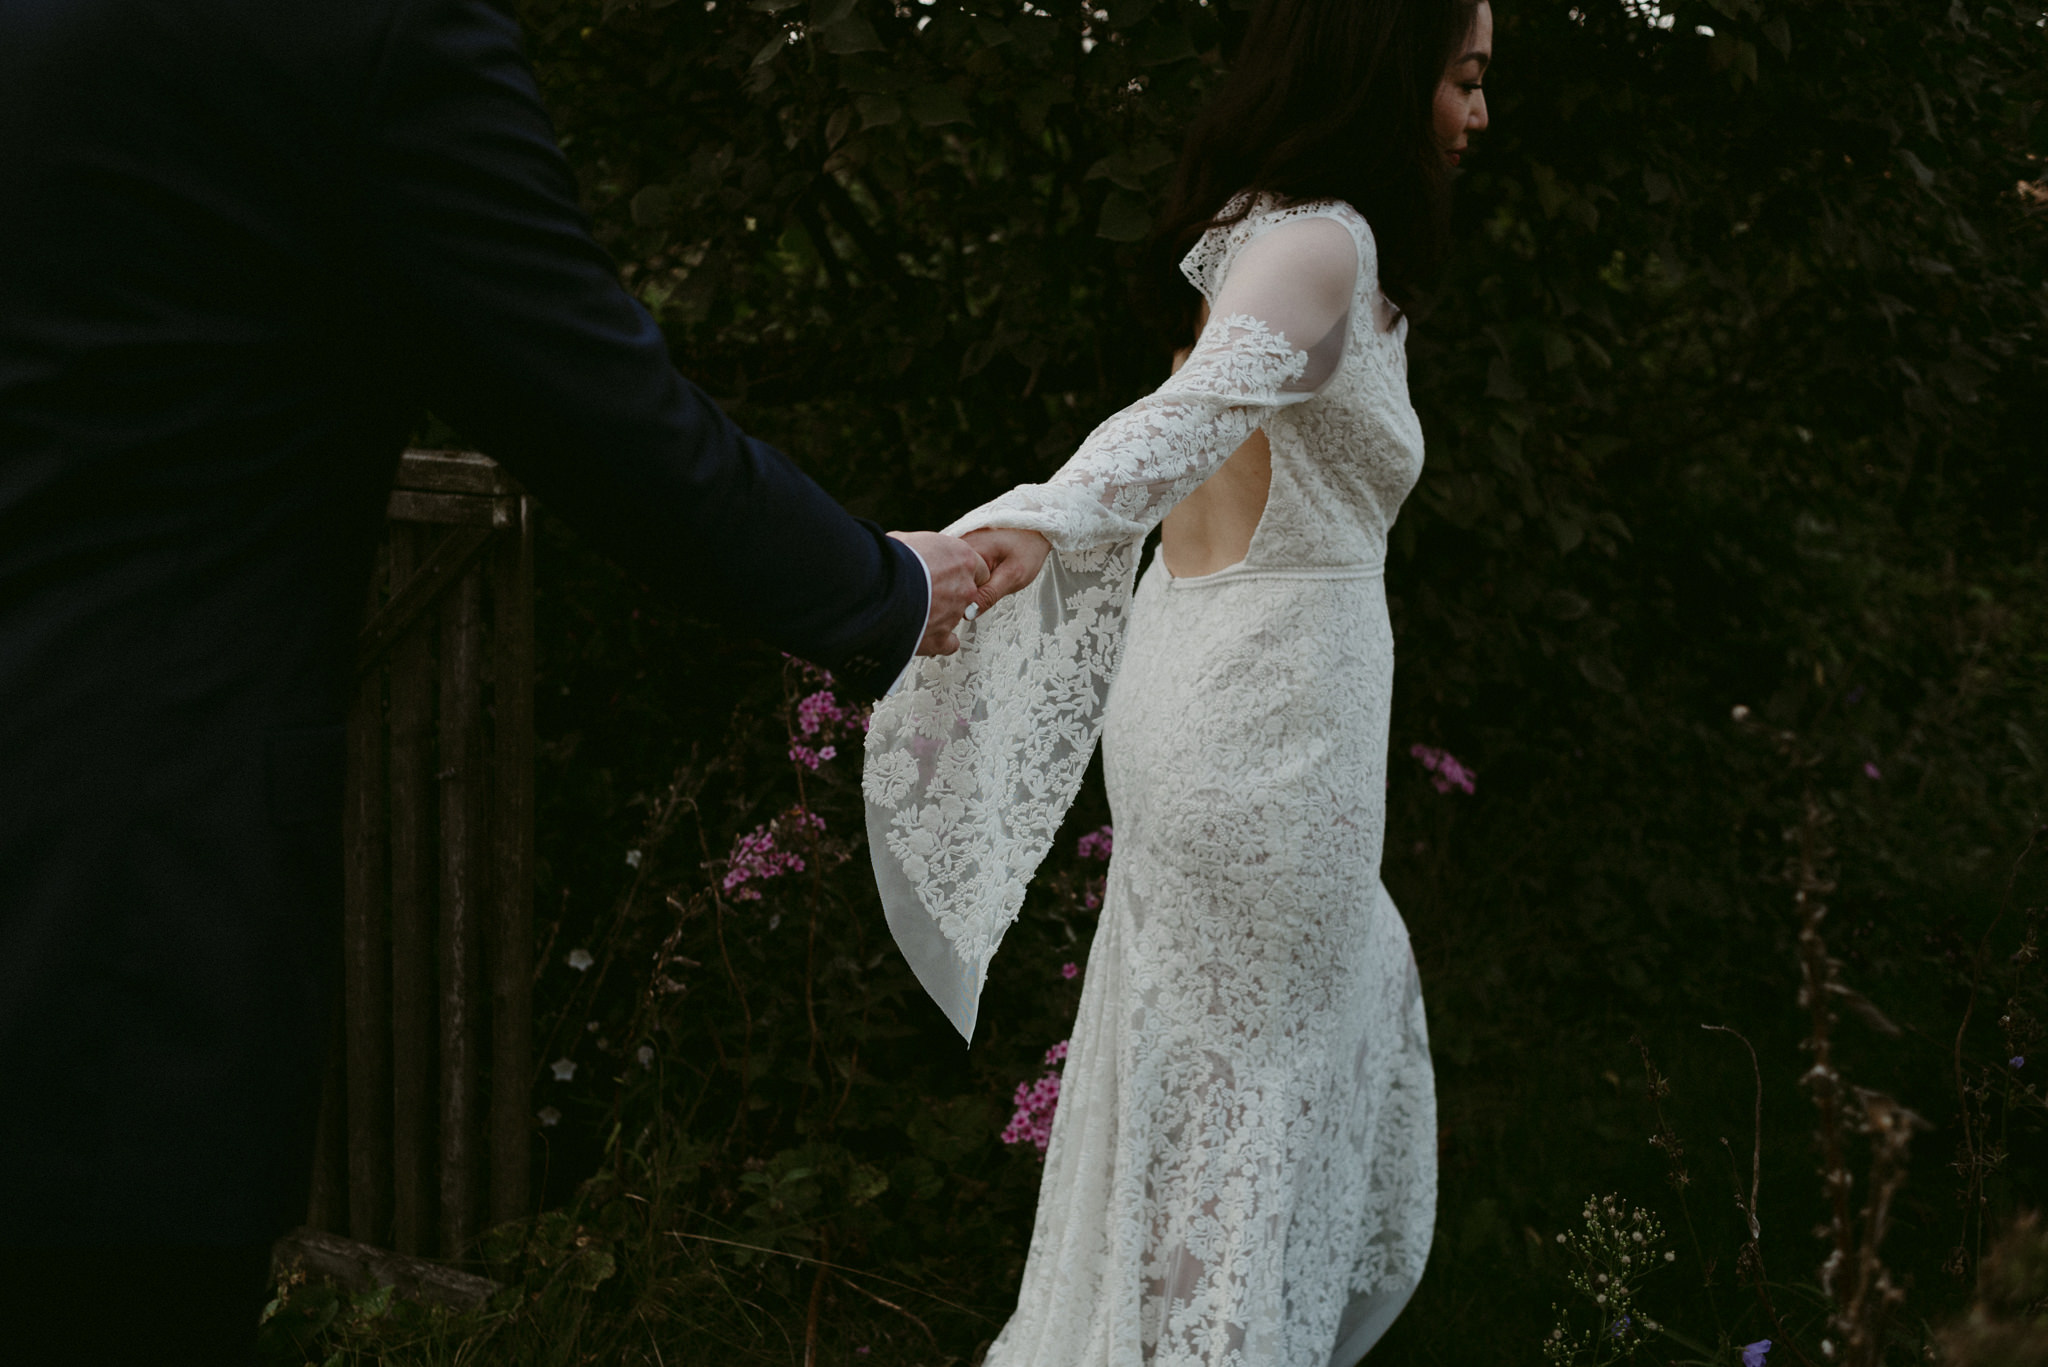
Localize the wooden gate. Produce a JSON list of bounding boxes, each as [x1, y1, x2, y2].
[[307, 450, 536, 1260]]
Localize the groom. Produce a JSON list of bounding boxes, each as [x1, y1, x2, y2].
[[0, 0, 985, 1359]]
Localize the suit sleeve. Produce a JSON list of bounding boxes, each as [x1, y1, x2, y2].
[[354, 0, 924, 697]]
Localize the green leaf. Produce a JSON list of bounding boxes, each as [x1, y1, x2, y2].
[[1543, 590, 1592, 621], [1013, 79, 1072, 134], [817, 15, 884, 54], [1135, 21, 1196, 66], [1096, 187, 1152, 241], [1083, 141, 1175, 192], [747, 0, 803, 10], [751, 32, 789, 67], [570, 1248, 618, 1292], [1105, 0, 1156, 26], [1577, 655, 1627, 693], [1708, 33, 1758, 85], [838, 55, 908, 93], [1488, 424, 1525, 473], [906, 85, 972, 126], [629, 183, 674, 226], [855, 93, 901, 128], [1485, 355, 1526, 402], [1547, 508, 1586, 554], [848, 1163, 891, 1205]]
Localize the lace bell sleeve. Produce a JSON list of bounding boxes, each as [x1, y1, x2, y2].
[[863, 211, 1363, 1041]]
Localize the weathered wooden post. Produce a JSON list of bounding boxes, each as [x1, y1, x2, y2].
[[311, 451, 536, 1260]]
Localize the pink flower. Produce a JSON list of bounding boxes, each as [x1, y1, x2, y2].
[[1409, 743, 1476, 795], [797, 689, 848, 737], [1076, 825, 1114, 861], [783, 685, 866, 771], [1001, 1040, 1072, 1156], [1000, 1072, 1063, 1154], [1061, 961, 1079, 980], [722, 808, 826, 900], [1863, 762, 1882, 780], [1082, 876, 1105, 912]]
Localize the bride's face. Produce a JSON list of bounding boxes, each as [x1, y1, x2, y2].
[[1434, 2, 1493, 168]]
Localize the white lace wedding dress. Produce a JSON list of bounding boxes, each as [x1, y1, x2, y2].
[[863, 195, 1437, 1367]]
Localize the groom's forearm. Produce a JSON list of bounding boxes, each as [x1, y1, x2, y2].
[[356, 0, 924, 693]]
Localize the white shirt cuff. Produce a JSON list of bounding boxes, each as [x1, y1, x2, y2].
[[886, 542, 934, 698]]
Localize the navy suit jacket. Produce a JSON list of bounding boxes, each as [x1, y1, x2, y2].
[[0, 0, 925, 1245]]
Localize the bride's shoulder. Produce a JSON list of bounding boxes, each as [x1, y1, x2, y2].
[[1180, 193, 1377, 302]]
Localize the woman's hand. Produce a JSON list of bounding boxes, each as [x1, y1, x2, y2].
[[962, 527, 1051, 618], [889, 530, 991, 656]]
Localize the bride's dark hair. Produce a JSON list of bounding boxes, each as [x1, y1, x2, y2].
[[1144, 0, 1480, 344]]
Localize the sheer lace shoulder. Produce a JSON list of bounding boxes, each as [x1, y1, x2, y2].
[[1183, 195, 1378, 302], [863, 196, 1366, 1040], [1192, 211, 1360, 393]]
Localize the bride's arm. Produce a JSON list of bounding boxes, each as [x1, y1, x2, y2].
[[952, 212, 1361, 597]]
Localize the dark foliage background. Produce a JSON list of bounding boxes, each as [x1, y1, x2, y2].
[[265, 0, 2047, 1362]]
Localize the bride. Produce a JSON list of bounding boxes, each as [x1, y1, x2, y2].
[[864, 0, 1493, 1362]]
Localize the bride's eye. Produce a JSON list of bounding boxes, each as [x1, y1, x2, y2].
[[1461, 81, 1485, 93]]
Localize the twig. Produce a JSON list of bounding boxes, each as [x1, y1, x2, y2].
[[803, 1233, 828, 1367], [834, 1267, 942, 1347], [1951, 826, 2044, 1270], [1787, 776, 1922, 1367], [664, 1231, 993, 1319], [700, 811, 755, 1141], [639, 1308, 667, 1367], [1701, 1025, 1763, 1241], [1701, 1023, 1811, 1365]]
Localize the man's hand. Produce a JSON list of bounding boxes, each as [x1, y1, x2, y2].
[[889, 531, 990, 656], [961, 527, 1051, 617]]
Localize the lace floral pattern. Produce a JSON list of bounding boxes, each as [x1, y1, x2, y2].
[[984, 566, 1434, 1367], [864, 196, 1435, 1365]]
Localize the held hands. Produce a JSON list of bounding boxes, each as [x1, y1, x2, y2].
[[888, 531, 990, 656], [961, 527, 1051, 618]]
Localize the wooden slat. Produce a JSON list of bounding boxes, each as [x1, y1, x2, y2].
[[386, 490, 514, 529], [307, 1009, 347, 1232], [436, 563, 487, 1257], [396, 449, 520, 497], [339, 549, 395, 1246], [342, 559, 394, 1245], [357, 525, 493, 677], [386, 525, 439, 1256], [488, 497, 536, 1228]]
